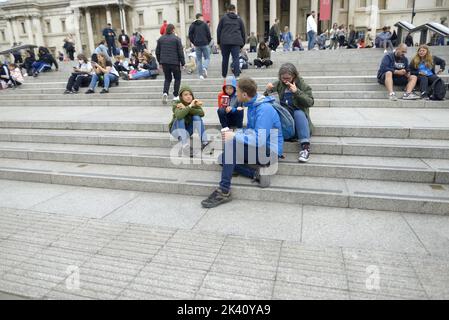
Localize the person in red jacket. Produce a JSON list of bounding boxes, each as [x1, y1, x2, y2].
[[160, 20, 168, 35]]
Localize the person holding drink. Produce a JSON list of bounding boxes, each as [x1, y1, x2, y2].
[[217, 76, 244, 131]]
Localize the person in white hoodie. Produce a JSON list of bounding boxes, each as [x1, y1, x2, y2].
[[306, 11, 318, 51]]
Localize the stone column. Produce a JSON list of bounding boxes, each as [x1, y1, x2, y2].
[[347, 0, 356, 27], [73, 8, 83, 53], [332, 0, 340, 25], [212, 0, 219, 44], [290, 0, 297, 37], [122, 7, 128, 34], [32, 15, 44, 46], [194, 0, 202, 13], [25, 17, 34, 44], [106, 6, 112, 25], [250, 0, 257, 35], [231, 0, 238, 12], [311, 0, 319, 14], [11, 19, 21, 44], [270, 0, 276, 27], [370, 0, 379, 33], [85, 8, 95, 55], [179, 0, 187, 45], [6, 19, 16, 45]]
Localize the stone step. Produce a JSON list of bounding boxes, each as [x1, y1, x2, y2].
[[0, 98, 446, 108], [20, 74, 449, 87], [5, 91, 443, 100], [0, 140, 446, 184], [0, 124, 446, 140], [0, 130, 448, 159], [0, 157, 447, 215], [1, 83, 393, 94]]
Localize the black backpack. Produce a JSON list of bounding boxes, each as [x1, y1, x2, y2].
[[429, 78, 447, 101]]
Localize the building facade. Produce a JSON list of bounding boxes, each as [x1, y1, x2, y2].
[[0, 0, 448, 56]]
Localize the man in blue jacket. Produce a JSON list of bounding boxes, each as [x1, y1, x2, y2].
[[201, 77, 283, 208], [377, 43, 420, 101], [217, 4, 246, 78]]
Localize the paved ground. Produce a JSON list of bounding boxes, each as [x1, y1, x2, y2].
[[1, 179, 449, 300]]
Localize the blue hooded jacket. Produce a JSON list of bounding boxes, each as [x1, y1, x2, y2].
[[377, 52, 410, 79], [219, 76, 242, 112], [234, 94, 284, 156]]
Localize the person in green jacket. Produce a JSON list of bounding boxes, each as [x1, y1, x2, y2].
[[264, 63, 314, 163], [169, 85, 209, 156]]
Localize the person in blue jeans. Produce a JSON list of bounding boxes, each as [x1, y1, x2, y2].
[[169, 86, 210, 157], [201, 77, 283, 208], [188, 13, 212, 79], [282, 26, 293, 51], [85, 53, 119, 94], [217, 76, 244, 130], [265, 63, 314, 163]]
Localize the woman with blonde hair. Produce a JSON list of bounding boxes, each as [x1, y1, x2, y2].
[[409, 45, 446, 99]]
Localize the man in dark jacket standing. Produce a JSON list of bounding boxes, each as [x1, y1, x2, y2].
[[189, 13, 212, 80], [102, 23, 117, 57], [217, 4, 246, 78], [118, 30, 130, 58], [156, 24, 186, 104]]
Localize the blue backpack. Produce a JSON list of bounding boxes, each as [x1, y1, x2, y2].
[[271, 98, 296, 140]]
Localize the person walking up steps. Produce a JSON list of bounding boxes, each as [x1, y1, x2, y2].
[[217, 4, 246, 79], [189, 13, 212, 80], [156, 24, 185, 104]]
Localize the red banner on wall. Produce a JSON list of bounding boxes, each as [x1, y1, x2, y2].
[[320, 0, 331, 21], [202, 0, 211, 23]]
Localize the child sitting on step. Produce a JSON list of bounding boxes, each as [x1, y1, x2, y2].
[[169, 86, 210, 157], [217, 76, 244, 131]]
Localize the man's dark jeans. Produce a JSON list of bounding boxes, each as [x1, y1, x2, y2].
[[219, 139, 277, 193], [162, 64, 182, 97], [221, 45, 241, 78]]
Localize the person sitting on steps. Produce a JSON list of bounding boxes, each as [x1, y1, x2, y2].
[[201, 77, 283, 209], [85, 53, 119, 94], [265, 63, 314, 163], [64, 54, 93, 94], [217, 76, 244, 131], [253, 42, 273, 69], [377, 43, 420, 101], [169, 85, 210, 157]]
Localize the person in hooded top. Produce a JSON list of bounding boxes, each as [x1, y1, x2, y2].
[[217, 76, 244, 130], [201, 77, 283, 209], [169, 85, 210, 157], [265, 63, 314, 163]]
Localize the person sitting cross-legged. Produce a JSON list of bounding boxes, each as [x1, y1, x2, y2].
[[64, 54, 93, 94], [377, 43, 420, 101], [201, 77, 284, 209], [85, 53, 119, 94], [169, 86, 210, 157], [217, 76, 244, 130], [265, 63, 314, 163]]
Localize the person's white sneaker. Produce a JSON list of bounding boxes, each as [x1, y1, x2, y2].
[[389, 92, 398, 101], [203, 68, 208, 78], [199, 75, 205, 80], [173, 96, 179, 101], [384, 49, 388, 54], [162, 93, 168, 105]]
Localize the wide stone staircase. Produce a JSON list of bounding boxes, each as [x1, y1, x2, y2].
[[1, 47, 449, 215]]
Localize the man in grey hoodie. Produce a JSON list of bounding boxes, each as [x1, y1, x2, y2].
[[217, 4, 246, 78]]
